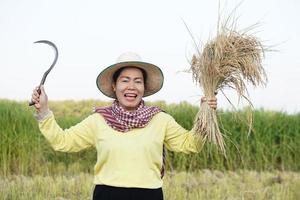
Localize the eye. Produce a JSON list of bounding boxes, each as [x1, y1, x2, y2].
[[120, 78, 129, 83], [135, 79, 143, 84]]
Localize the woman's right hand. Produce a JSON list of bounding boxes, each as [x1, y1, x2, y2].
[[31, 85, 49, 113]]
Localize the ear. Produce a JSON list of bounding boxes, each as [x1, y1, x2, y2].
[[112, 83, 116, 92]]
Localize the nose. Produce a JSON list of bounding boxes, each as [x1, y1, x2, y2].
[[127, 81, 135, 90]]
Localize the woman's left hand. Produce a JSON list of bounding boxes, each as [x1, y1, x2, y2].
[[201, 96, 217, 110]]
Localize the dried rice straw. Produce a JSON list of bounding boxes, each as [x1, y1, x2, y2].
[[188, 15, 267, 155]]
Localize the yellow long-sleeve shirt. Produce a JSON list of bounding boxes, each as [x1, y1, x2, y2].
[[39, 111, 203, 189]]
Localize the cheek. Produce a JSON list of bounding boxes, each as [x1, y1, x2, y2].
[[138, 85, 145, 94], [113, 84, 122, 98], [114, 82, 126, 91], [115, 88, 124, 97]]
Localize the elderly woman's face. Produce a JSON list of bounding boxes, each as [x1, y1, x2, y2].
[[113, 67, 145, 111]]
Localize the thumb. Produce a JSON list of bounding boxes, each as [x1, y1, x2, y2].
[[40, 85, 45, 95], [37, 85, 48, 112], [39, 85, 48, 100]]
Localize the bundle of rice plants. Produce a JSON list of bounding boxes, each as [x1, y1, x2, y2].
[[189, 16, 267, 154]]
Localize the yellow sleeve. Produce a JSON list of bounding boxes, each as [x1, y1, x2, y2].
[[163, 115, 204, 154], [39, 112, 96, 152]]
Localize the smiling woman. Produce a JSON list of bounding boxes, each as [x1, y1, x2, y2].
[[112, 67, 145, 111], [30, 52, 217, 200]]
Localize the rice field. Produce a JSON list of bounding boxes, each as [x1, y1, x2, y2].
[[1, 170, 300, 200], [0, 99, 300, 199]]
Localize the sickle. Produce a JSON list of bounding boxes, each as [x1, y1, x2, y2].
[[29, 40, 58, 106]]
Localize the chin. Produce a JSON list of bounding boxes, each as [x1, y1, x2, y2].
[[122, 100, 141, 111], [126, 103, 139, 110]]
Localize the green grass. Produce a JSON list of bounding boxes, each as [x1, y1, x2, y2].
[[0, 99, 300, 176]]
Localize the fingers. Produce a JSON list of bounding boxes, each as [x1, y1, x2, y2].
[[207, 97, 217, 105], [31, 87, 40, 104], [207, 98, 217, 110], [31, 85, 47, 110], [201, 97, 217, 102], [201, 96, 217, 110], [208, 102, 217, 110]]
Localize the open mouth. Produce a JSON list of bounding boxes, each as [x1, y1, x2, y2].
[[124, 93, 138, 100]]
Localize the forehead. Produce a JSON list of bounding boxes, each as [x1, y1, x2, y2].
[[119, 67, 143, 78]]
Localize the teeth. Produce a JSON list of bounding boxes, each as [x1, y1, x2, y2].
[[125, 94, 137, 97]]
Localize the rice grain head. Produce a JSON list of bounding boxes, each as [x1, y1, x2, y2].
[[190, 18, 267, 154]]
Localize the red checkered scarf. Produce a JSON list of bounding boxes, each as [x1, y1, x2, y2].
[[94, 100, 166, 178], [94, 100, 161, 132]]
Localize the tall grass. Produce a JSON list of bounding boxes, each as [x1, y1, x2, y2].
[[0, 99, 299, 176]]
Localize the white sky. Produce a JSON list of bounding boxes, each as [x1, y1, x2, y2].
[[0, 0, 299, 114]]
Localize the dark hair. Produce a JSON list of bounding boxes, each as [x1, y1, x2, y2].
[[112, 67, 147, 86]]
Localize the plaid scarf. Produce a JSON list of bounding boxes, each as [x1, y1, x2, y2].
[[94, 100, 161, 132], [94, 100, 166, 178]]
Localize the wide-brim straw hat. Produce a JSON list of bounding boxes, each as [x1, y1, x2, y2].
[[96, 52, 164, 98]]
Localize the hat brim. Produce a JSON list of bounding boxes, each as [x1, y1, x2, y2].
[[96, 61, 164, 98]]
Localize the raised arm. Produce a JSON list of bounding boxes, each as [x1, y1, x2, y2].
[[163, 96, 217, 153], [163, 115, 204, 154], [31, 85, 96, 152]]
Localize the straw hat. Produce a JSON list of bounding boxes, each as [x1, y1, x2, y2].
[[96, 52, 164, 98]]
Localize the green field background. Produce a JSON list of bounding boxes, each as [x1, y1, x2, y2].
[[1, 99, 299, 176]]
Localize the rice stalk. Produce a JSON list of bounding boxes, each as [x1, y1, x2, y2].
[[189, 16, 267, 155]]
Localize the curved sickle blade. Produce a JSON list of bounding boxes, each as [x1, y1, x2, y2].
[[34, 40, 59, 85], [29, 40, 59, 106]]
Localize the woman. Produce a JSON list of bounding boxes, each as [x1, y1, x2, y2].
[[31, 52, 217, 200]]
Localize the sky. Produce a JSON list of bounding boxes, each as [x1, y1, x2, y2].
[[0, 0, 299, 114]]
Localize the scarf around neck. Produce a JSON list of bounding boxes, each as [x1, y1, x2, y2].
[[94, 100, 162, 132]]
